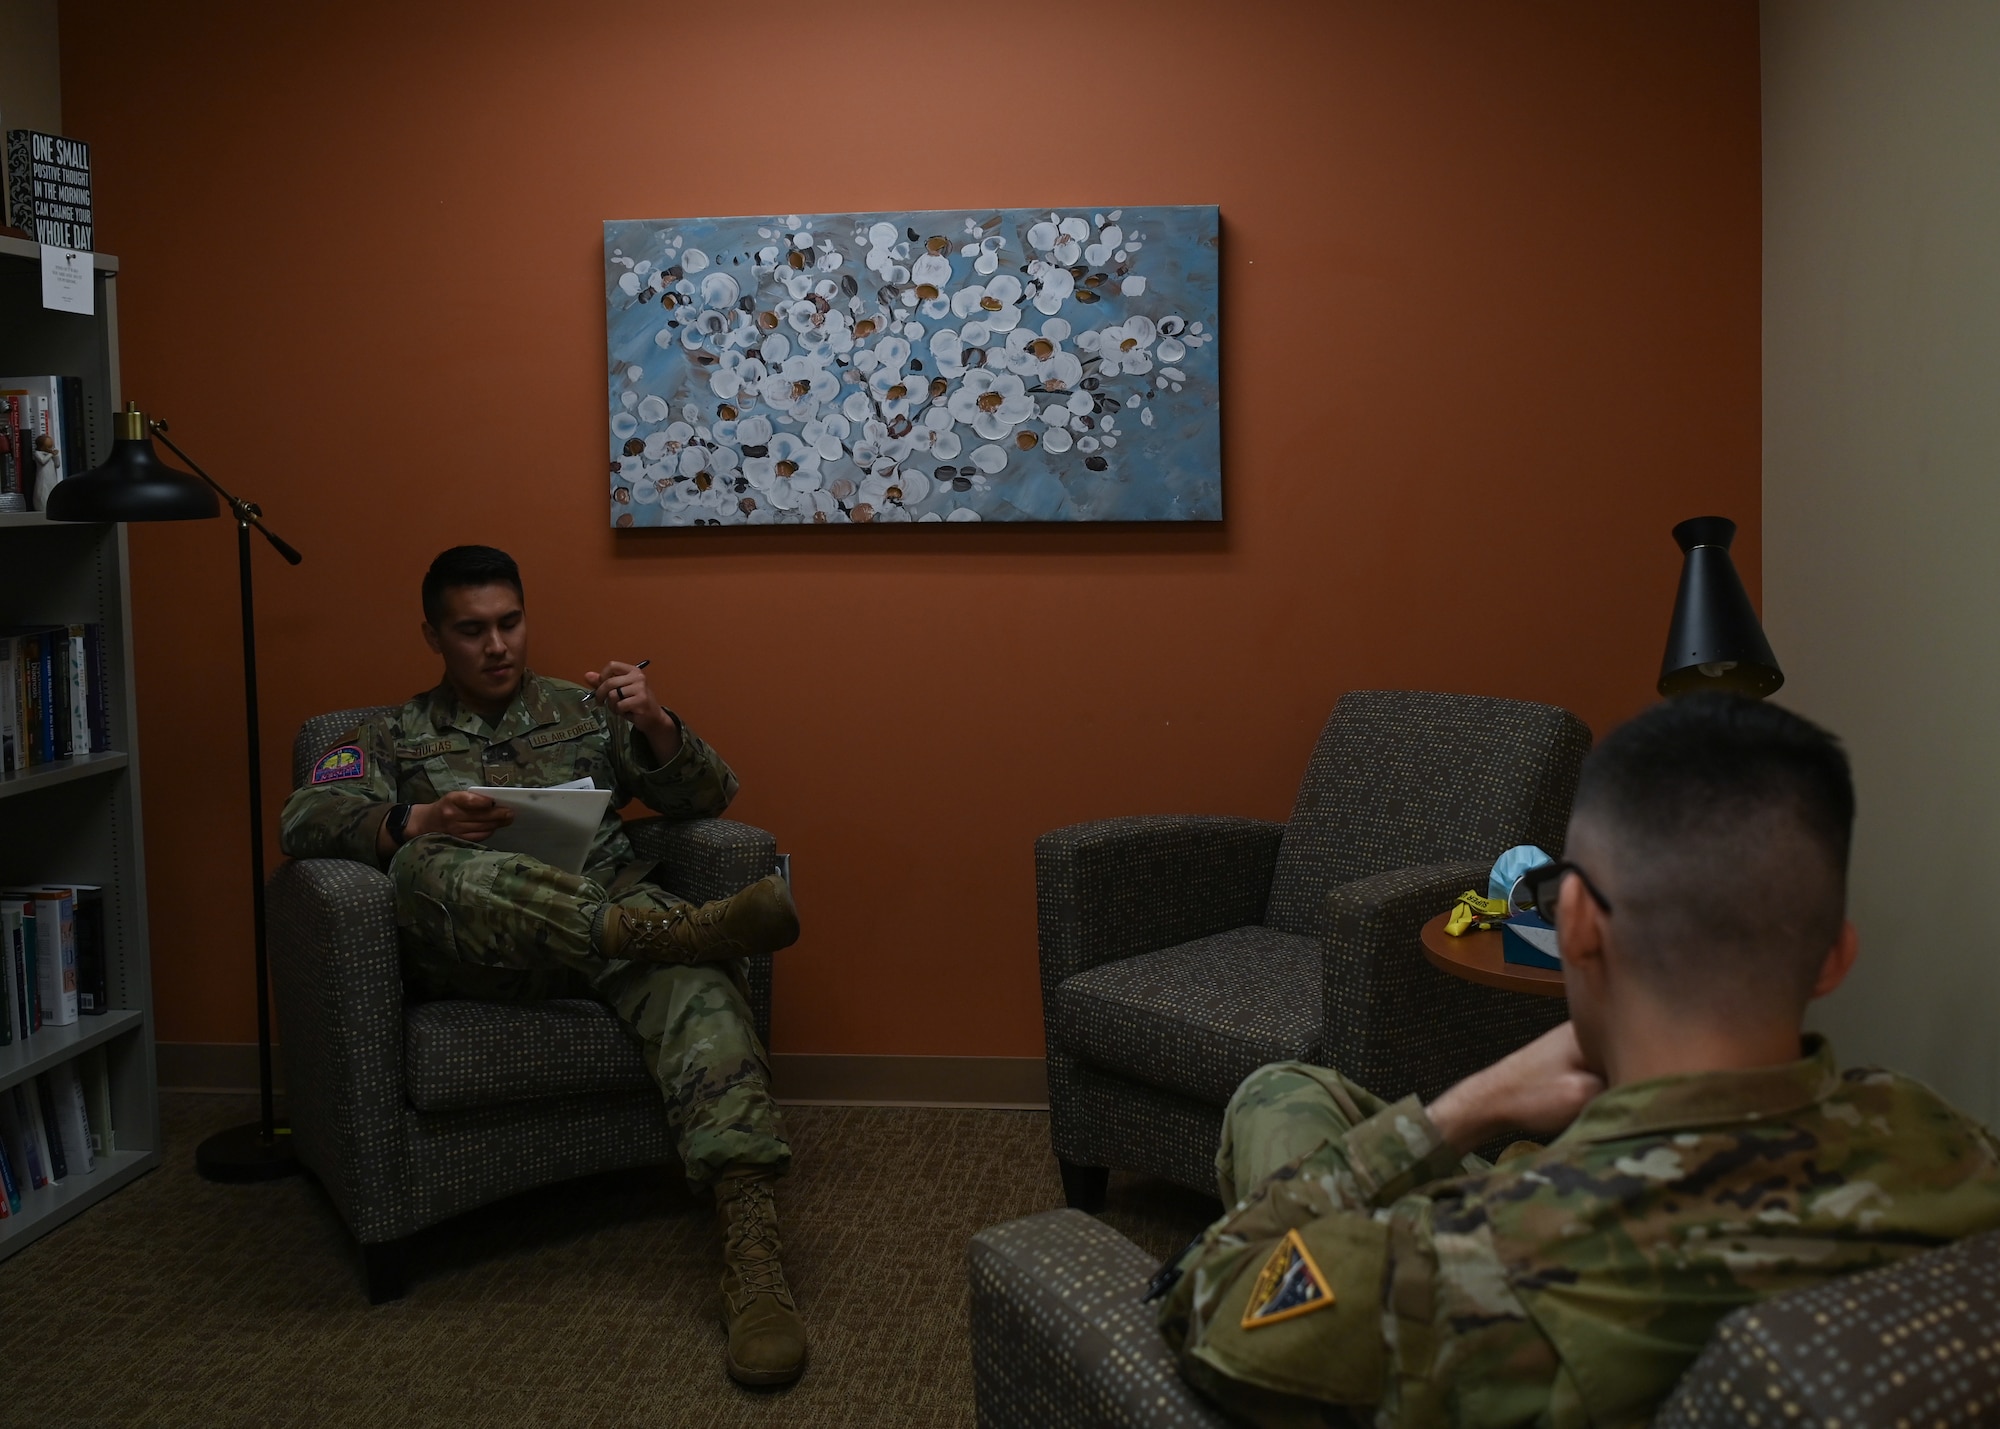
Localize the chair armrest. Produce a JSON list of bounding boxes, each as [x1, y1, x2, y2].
[[625, 816, 778, 905], [1035, 816, 1285, 991], [266, 856, 414, 1242], [1318, 859, 1566, 1101], [969, 1209, 1230, 1429], [623, 816, 779, 1049]]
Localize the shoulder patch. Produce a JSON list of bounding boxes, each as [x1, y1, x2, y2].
[[528, 718, 602, 747], [311, 744, 367, 784], [1241, 1228, 1335, 1329]]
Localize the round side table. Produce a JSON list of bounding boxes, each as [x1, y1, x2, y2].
[[1418, 911, 1566, 998]]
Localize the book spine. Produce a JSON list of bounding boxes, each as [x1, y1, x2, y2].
[[66, 627, 88, 758], [58, 375, 85, 481], [70, 889, 105, 1016], [0, 634, 14, 772], [0, 907, 12, 1046], [81, 1046, 113, 1155], [85, 622, 110, 752], [0, 392, 17, 502], [19, 898, 38, 1032], [34, 633, 53, 763], [48, 627, 71, 761], [34, 1075, 67, 1183], [3, 131, 29, 233], [0, 1122, 17, 1213], [37, 894, 77, 1026], [4, 902, 29, 1039], [7, 1085, 47, 1189], [52, 1064, 92, 1177]]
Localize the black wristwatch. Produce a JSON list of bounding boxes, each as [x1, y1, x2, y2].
[[385, 803, 415, 846]]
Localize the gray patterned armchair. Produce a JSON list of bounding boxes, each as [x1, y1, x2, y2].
[[1036, 690, 1591, 1210], [267, 706, 776, 1303], [968, 1211, 2000, 1429]]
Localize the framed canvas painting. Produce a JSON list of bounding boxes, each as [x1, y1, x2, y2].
[[604, 205, 1219, 526]]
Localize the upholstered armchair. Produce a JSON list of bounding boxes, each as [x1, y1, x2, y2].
[[967, 1210, 2000, 1429], [1036, 690, 1591, 1209], [267, 706, 777, 1303]]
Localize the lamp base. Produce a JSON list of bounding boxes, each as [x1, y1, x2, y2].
[[195, 1121, 302, 1183]]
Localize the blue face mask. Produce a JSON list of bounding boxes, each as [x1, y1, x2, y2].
[[1489, 844, 1553, 912]]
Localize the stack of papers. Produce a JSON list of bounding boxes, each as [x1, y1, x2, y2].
[[468, 777, 611, 875]]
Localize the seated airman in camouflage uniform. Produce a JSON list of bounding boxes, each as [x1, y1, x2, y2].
[[1157, 694, 2000, 1427], [278, 545, 808, 1387]]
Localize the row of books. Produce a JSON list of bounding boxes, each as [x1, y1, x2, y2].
[[1, 886, 109, 1044], [1, 624, 112, 772], [0, 375, 88, 513], [0, 1052, 115, 1220]]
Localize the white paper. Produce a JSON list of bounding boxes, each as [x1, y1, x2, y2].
[[40, 244, 92, 315], [468, 784, 611, 874]]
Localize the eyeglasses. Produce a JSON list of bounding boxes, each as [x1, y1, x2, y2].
[[1517, 860, 1614, 919]]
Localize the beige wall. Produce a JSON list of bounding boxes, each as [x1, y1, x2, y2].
[[0, 0, 61, 138], [1764, 1, 2000, 1121]]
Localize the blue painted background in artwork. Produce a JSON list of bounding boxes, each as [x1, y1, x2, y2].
[[603, 205, 1219, 526]]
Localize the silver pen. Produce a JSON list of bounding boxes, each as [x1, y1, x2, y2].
[[581, 657, 650, 704]]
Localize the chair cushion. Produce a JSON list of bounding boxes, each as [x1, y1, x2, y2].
[[1049, 926, 1322, 1106], [1265, 690, 1589, 937], [402, 998, 657, 1112]]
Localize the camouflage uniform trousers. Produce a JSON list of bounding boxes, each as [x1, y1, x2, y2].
[[1218, 1062, 1489, 1209], [389, 833, 790, 1188]]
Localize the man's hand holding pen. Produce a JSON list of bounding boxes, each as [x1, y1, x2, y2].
[[584, 657, 682, 759]]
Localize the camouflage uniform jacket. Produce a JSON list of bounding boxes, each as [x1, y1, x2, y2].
[[277, 670, 739, 876], [1157, 1037, 2000, 1429]]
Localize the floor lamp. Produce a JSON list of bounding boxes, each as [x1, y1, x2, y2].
[[1658, 516, 1784, 699], [47, 402, 305, 1182]]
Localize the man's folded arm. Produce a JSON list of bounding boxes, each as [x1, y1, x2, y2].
[[614, 709, 741, 820], [278, 723, 401, 865]]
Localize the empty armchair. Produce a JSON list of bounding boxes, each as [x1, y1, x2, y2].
[[1036, 690, 1591, 1208], [267, 706, 777, 1302]]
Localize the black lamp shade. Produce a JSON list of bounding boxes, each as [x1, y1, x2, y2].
[[1657, 515, 1783, 699], [44, 427, 219, 523]]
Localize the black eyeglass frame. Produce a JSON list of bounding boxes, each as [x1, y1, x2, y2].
[[1519, 860, 1614, 918]]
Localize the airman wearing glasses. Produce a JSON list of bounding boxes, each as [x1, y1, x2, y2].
[[1155, 694, 2000, 1428]]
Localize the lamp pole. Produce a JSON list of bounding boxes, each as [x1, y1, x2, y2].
[[145, 422, 306, 1182]]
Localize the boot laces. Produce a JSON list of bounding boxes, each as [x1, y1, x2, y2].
[[727, 1181, 789, 1298]]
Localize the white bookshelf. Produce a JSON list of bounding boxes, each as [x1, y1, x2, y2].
[[0, 235, 163, 1257]]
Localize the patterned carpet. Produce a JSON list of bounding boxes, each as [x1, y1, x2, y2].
[[0, 1092, 1219, 1427]]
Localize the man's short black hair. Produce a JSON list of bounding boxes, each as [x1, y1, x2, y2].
[[1571, 694, 1854, 1001], [421, 546, 524, 626]]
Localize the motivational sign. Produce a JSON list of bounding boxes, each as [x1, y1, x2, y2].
[[6, 130, 92, 249]]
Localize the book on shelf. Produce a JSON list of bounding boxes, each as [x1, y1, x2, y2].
[[19, 884, 106, 1015], [0, 1113, 17, 1214], [34, 1073, 68, 1182], [2, 896, 36, 1035], [0, 389, 21, 512], [80, 1044, 113, 1155], [0, 1085, 44, 1192], [0, 623, 112, 772], [1, 887, 76, 1027], [0, 901, 13, 1045], [46, 1062, 93, 1178]]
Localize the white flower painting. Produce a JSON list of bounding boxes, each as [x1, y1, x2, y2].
[[604, 206, 1219, 526]]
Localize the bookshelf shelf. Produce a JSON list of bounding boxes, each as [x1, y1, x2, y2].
[[0, 750, 130, 801], [0, 1148, 157, 1249], [0, 1009, 145, 1094], [1, 240, 158, 1259]]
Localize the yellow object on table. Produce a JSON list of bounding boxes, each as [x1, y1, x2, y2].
[[1444, 890, 1509, 937]]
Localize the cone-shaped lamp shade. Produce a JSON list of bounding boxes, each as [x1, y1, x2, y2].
[[1657, 516, 1783, 698], [44, 404, 219, 523]]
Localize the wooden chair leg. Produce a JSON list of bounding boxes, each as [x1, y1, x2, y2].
[[1058, 1160, 1110, 1213], [360, 1237, 410, 1304]]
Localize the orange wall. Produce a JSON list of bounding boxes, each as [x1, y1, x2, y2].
[[60, 0, 1761, 1056]]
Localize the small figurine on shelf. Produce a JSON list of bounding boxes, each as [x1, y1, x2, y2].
[[31, 431, 60, 510]]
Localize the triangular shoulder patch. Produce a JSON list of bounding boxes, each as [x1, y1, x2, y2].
[[1240, 1227, 1335, 1329]]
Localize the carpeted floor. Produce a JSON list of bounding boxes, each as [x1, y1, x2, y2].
[[0, 1092, 1218, 1427]]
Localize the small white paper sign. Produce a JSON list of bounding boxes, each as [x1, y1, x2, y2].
[[40, 244, 93, 314]]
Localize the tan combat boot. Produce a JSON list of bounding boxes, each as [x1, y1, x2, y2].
[[598, 874, 800, 964], [714, 1168, 807, 1386]]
